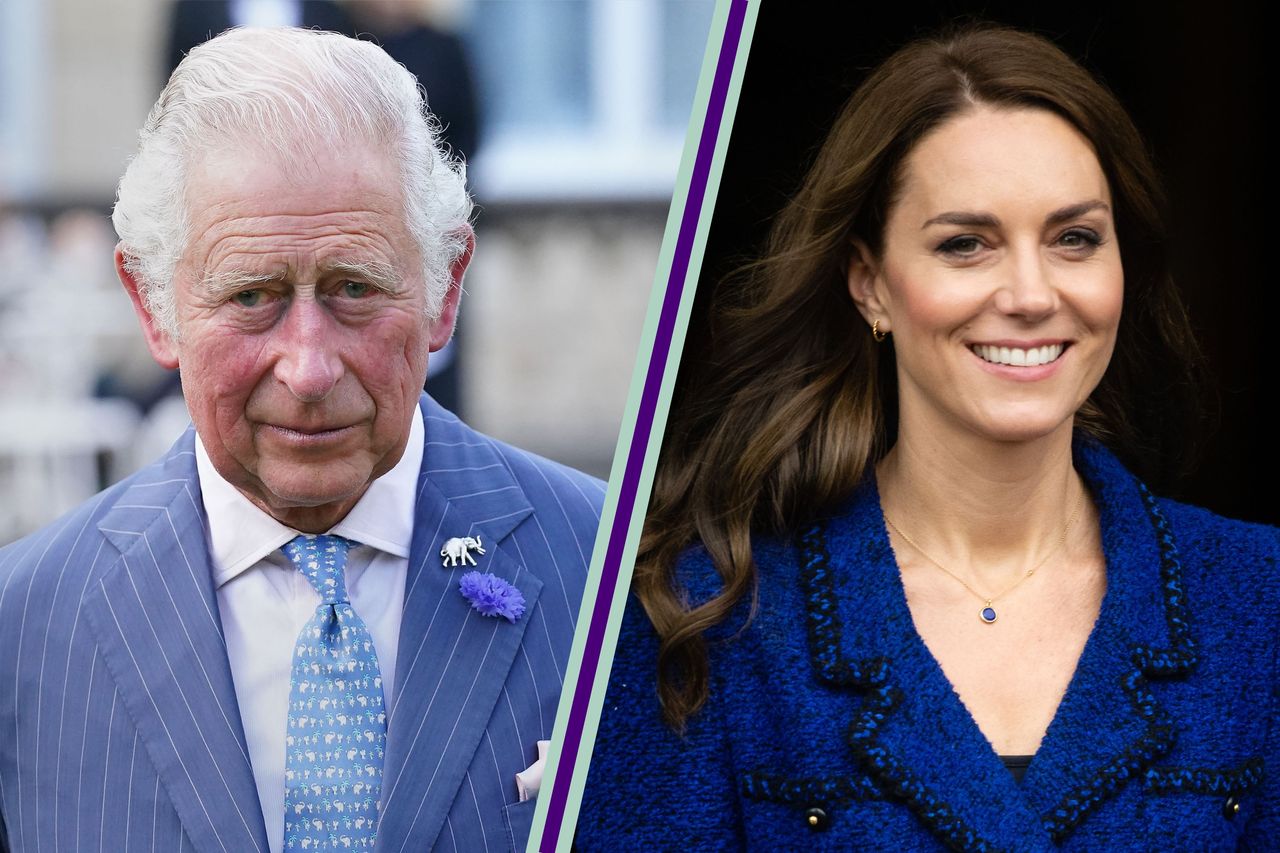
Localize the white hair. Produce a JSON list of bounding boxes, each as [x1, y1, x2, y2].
[[112, 27, 473, 336]]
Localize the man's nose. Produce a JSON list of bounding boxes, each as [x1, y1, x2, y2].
[[272, 297, 343, 402], [994, 247, 1058, 320]]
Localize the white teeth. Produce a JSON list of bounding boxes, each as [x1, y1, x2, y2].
[[971, 343, 1064, 367]]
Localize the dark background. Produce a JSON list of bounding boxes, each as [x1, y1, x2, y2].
[[682, 2, 1274, 525]]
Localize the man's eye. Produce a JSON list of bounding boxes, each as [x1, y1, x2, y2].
[[341, 281, 370, 298], [232, 290, 263, 307]]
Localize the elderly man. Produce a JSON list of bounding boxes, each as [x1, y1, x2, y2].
[[0, 28, 603, 852]]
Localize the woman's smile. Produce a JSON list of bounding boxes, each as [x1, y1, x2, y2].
[[968, 342, 1067, 368]]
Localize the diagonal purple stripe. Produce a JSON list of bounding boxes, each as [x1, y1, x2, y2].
[[537, 1, 750, 848]]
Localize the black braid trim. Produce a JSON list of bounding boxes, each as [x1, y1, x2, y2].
[[739, 770, 884, 806], [798, 521, 1003, 853], [1040, 485, 1197, 840], [1145, 758, 1265, 795]]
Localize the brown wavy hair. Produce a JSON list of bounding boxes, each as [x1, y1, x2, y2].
[[636, 24, 1205, 730]]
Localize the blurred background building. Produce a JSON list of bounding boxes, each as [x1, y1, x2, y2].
[[0, 0, 714, 543]]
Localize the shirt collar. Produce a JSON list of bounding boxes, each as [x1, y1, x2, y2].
[[196, 406, 425, 588]]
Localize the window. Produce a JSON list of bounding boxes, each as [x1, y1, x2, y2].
[[0, 0, 45, 200], [466, 0, 715, 202]]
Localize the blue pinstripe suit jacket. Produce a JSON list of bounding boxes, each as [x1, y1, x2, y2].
[[0, 394, 604, 852]]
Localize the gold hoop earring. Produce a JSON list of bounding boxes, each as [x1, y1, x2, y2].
[[872, 319, 887, 342]]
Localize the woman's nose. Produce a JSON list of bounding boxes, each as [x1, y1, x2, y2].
[[994, 248, 1058, 320]]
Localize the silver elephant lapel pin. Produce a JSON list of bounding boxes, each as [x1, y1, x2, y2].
[[441, 535, 485, 567]]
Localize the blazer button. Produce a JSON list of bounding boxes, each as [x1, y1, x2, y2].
[[804, 806, 830, 831], [1224, 796, 1241, 819]]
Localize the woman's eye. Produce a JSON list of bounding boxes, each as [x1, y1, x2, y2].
[[232, 290, 262, 307], [1057, 228, 1102, 250], [937, 235, 983, 256], [341, 281, 370, 298]]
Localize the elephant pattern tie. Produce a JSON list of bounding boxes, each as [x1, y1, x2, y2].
[[282, 534, 386, 850]]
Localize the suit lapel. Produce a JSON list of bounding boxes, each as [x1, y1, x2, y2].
[[377, 397, 540, 851], [1022, 443, 1194, 842], [802, 440, 1193, 851], [82, 431, 270, 853], [803, 484, 1056, 852]]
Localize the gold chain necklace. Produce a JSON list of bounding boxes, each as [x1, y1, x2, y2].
[[882, 485, 1085, 624]]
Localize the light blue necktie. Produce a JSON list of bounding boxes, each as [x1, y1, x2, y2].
[[282, 534, 386, 850]]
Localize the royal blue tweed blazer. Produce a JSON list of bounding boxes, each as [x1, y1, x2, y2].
[[577, 441, 1280, 851]]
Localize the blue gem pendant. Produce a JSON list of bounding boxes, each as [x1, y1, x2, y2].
[[980, 601, 997, 624]]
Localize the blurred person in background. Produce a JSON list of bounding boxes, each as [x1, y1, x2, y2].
[[166, 0, 355, 74], [1, 27, 600, 852], [338, 0, 480, 164]]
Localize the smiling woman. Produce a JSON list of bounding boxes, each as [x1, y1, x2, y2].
[[577, 23, 1280, 852]]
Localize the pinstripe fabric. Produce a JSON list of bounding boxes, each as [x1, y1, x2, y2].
[[0, 394, 604, 852]]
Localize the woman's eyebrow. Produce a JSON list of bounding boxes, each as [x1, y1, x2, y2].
[[920, 200, 1110, 231], [921, 211, 1000, 230], [1044, 200, 1110, 226]]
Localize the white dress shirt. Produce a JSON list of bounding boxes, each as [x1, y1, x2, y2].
[[195, 408, 423, 853]]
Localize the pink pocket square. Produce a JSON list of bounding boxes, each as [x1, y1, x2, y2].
[[515, 740, 550, 802]]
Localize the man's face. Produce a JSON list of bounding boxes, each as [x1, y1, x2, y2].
[[121, 144, 465, 531]]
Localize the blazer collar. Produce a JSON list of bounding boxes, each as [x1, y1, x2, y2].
[[802, 438, 1195, 850], [376, 394, 542, 851], [87, 428, 271, 853]]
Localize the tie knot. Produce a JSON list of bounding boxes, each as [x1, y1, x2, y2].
[[282, 534, 357, 604]]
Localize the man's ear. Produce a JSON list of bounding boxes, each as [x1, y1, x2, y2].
[[116, 245, 179, 369], [846, 237, 889, 330], [428, 226, 475, 352]]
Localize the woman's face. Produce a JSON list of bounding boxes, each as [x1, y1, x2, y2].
[[849, 106, 1123, 446]]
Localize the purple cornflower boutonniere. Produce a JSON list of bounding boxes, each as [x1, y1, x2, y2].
[[458, 571, 526, 623]]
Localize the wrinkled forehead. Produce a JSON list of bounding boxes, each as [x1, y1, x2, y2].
[[184, 135, 405, 208], [176, 140, 419, 277]]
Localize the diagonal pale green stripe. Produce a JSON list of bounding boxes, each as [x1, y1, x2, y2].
[[527, 1, 762, 850]]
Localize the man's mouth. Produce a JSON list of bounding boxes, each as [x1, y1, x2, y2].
[[263, 423, 356, 442], [274, 425, 347, 435], [969, 343, 1066, 367]]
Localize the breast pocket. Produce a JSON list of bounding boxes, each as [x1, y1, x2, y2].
[[1139, 757, 1264, 850], [502, 798, 538, 852]]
